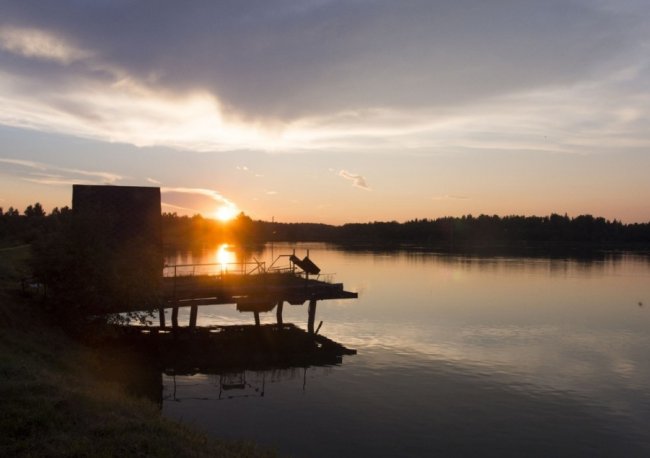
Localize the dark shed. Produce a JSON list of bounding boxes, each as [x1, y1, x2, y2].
[[72, 185, 161, 244], [71, 185, 163, 312]]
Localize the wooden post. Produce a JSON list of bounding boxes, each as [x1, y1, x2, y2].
[[254, 311, 260, 326], [171, 306, 179, 329], [189, 305, 198, 329], [276, 301, 284, 326], [158, 307, 166, 328], [308, 299, 317, 334]]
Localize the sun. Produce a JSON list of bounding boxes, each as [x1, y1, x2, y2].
[[214, 205, 238, 222]]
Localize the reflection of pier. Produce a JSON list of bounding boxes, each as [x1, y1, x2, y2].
[[166, 366, 324, 402], [96, 323, 356, 406], [136, 323, 356, 368], [159, 251, 358, 333]]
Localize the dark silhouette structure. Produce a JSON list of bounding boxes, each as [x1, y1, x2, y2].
[[70, 185, 163, 315], [72, 184, 162, 245]]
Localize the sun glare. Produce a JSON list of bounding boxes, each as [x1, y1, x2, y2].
[[215, 243, 236, 268], [215, 205, 238, 222]]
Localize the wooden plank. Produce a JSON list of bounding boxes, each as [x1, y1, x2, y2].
[[189, 305, 198, 328]]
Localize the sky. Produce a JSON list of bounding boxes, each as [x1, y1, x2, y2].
[[1, 0, 649, 224]]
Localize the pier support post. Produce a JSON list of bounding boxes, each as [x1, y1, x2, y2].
[[308, 299, 317, 334], [171, 306, 179, 329], [189, 305, 198, 329], [254, 311, 261, 326], [158, 307, 166, 328], [276, 301, 284, 326]]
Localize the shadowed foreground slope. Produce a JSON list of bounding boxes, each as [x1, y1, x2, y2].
[[0, 245, 274, 457]]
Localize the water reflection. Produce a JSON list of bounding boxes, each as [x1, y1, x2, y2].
[[161, 350, 650, 458], [215, 243, 236, 269], [97, 321, 355, 411], [99, 347, 339, 408], [159, 243, 650, 457], [164, 366, 327, 403]]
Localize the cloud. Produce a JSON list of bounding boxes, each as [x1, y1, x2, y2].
[[3, 0, 627, 120], [0, 158, 46, 170], [0, 25, 91, 64], [338, 170, 370, 190], [24, 176, 95, 186], [0, 1, 648, 155], [160, 187, 239, 213], [432, 195, 469, 201], [146, 177, 162, 185], [161, 201, 200, 213], [0, 157, 123, 184], [236, 165, 264, 178], [161, 186, 234, 203]]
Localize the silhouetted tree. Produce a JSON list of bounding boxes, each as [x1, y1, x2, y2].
[[24, 202, 45, 218]]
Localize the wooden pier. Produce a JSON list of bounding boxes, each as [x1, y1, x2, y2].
[[157, 253, 358, 332], [83, 252, 359, 405]]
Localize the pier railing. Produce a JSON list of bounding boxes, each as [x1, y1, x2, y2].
[[163, 261, 335, 284], [163, 260, 266, 278], [163, 250, 336, 284]]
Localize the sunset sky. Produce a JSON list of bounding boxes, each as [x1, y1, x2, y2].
[[1, 0, 649, 224]]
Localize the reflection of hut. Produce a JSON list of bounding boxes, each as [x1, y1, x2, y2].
[[72, 184, 163, 312]]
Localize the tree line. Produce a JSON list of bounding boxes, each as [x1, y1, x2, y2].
[[163, 212, 650, 247], [0, 204, 71, 246], [3, 205, 650, 248]]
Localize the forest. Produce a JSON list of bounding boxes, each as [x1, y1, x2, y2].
[[3, 204, 650, 249]]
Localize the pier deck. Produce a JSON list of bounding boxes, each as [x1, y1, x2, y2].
[[163, 271, 357, 308], [156, 255, 357, 331]]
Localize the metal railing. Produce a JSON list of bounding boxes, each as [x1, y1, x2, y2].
[[163, 250, 336, 284], [163, 260, 266, 278]]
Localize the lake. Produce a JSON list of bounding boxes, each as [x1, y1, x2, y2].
[[162, 243, 650, 457]]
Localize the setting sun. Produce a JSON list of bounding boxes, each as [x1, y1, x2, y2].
[[214, 205, 238, 222]]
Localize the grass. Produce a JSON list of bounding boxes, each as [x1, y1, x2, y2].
[[0, 244, 30, 283], [0, 244, 275, 457]]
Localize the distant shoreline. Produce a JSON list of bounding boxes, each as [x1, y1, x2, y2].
[[161, 213, 650, 249]]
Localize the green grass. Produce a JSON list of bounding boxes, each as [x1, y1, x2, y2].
[[0, 244, 30, 283], [0, 244, 275, 457]]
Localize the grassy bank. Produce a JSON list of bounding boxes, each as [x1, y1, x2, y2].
[[0, 245, 274, 457]]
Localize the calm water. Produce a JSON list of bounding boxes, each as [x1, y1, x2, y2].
[[161, 243, 650, 457]]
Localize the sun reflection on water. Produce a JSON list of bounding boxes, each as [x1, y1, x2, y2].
[[215, 243, 236, 271]]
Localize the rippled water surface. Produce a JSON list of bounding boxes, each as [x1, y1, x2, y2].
[[162, 244, 650, 457]]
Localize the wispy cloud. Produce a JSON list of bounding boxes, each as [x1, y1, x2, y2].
[[432, 195, 469, 201], [0, 25, 91, 64], [0, 157, 123, 184], [0, 158, 46, 169], [236, 165, 263, 177], [339, 170, 371, 191], [24, 177, 95, 186], [146, 177, 162, 185], [160, 186, 237, 210], [161, 201, 200, 213]]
